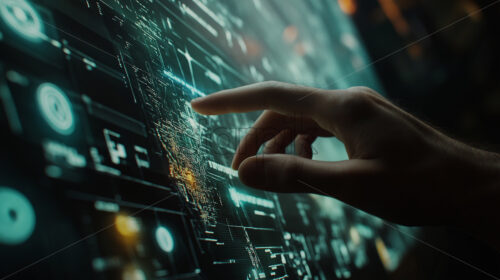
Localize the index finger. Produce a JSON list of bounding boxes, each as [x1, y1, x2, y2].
[[190, 81, 331, 117]]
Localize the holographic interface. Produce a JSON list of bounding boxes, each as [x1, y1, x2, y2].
[[0, 0, 417, 279]]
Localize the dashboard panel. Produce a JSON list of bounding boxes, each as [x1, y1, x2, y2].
[[0, 0, 417, 279]]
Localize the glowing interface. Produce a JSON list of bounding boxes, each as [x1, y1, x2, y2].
[[0, 0, 43, 42], [36, 83, 75, 135], [155, 226, 175, 253], [0, 0, 417, 279], [0, 187, 36, 245]]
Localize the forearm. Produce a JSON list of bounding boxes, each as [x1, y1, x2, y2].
[[453, 148, 500, 249]]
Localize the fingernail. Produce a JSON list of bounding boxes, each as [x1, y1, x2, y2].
[[190, 97, 202, 104]]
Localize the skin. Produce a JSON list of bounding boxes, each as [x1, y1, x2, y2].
[[190, 82, 500, 247]]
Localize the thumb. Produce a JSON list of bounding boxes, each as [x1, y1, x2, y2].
[[238, 154, 383, 203]]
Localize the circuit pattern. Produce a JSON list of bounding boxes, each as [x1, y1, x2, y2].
[[0, 0, 417, 279]]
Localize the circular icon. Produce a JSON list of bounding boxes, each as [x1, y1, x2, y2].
[[0, 187, 36, 245], [0, 0, 44, 42], [155, 226, 174, 253], [37, 83, 75, 135]]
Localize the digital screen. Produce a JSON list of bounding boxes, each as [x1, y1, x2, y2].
[[0, 0, 417, 279]]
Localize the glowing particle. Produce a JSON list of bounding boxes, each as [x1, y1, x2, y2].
[[341, 33, 358, 50], [283, 232, 291, 240], [37, 83, 75, 135], [122, 265, 146, 280], [45, 165, 62, 178], [375, 237, 392, 271], [294, 42, 308, 56], [185, 170, 195, 185], [0, 0, 44, 41], [0, 187, 36, 245], [283, 25, 298, 43], [50, 39, 61, 48], [378, 0, 410, 35], [115, 215, 140, 238], [349, 227, 361, 245], [155, 226, 174, 253], [338, 0, 357, 15]]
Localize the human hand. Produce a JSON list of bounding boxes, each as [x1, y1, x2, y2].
[[191, 82, 500, 229]]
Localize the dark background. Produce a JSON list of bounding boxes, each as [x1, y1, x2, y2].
[[352, 0, 500, 150], [345, 0, 500, 278]]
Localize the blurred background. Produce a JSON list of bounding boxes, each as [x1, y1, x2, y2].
[[347, 0, 500, 149], [339, 0, 500, 279], [0, 0, 499, 279]]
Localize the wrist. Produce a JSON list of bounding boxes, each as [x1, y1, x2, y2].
[[453, 149, 500, 248]]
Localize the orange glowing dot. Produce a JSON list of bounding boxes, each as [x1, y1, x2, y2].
[[375, 237, 392, 271], [186, 172, 194, 184], [407, 44, 423, 58], [115, 215, 140, 238], [378, 0, 410, 35], [463, 1, 482, 22], [294, 42, 307, 56], [243, 37, 262, 57], [181, 168, 198, 190], [283, 25, 299, 43], [338, 0, 357, 15]]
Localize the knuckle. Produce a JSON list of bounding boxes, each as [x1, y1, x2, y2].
[[349, 86, 376, 95], [340, 90, 376, 113], [261, 80, 285, 91], [260, 81, 285, 106], [318, 89, 378, 126], [349, 86, 385, 101], [262, 81, 300, 96]]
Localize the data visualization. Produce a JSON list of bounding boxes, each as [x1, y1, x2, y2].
[[0, 0, 417, 279]]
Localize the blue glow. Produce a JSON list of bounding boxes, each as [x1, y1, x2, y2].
[[229, 188, 275, 209], [0, 0, 44, 42], [155, 226, 174, 253], [0, 187, 36, 245], [163, 70, 206, 97], [37, 83, 75, 135]]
